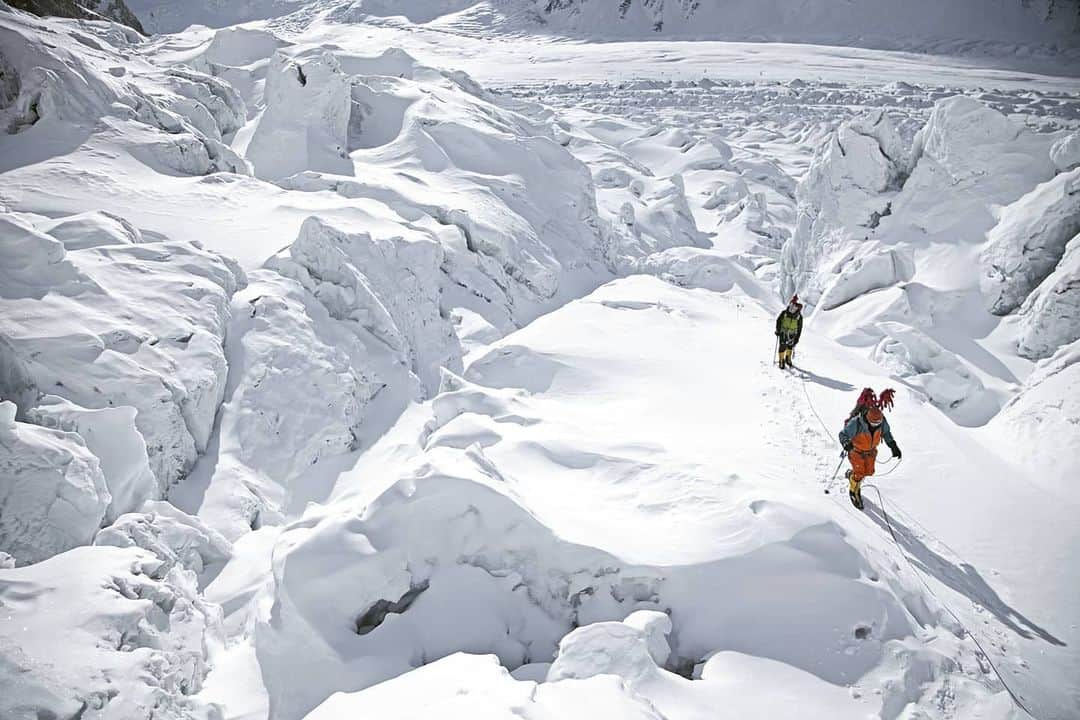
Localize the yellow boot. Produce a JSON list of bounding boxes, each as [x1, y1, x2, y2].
[[847, 470, 864, 510]]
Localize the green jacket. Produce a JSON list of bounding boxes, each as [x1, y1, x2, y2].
[[775, 309, 802, 342]]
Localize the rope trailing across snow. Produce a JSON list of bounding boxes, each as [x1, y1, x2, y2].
[[862, 483, 1039, 719], [794, 361, 1040, 719]]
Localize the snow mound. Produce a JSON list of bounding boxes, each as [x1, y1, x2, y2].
[[548, 611, 671, 684], [630, 246, 776, 306], [0, 210, 246, 491], [1017, 231, 1080, 359], [980, 167, 1080, 316], [0, 545, 221, 720], [0, 400, 109, 565], [602, 173, 710, 271], [35, 209, 143, 249], [27, 394, 156, 522], [304, 651, 662, 720]]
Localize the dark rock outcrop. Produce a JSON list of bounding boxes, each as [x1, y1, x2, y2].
[[7, 0, 145, 34]]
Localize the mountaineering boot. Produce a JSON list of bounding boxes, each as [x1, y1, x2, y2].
[[846, 469, 864, 510]]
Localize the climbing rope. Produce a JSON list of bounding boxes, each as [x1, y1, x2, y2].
[[862, 483, 1039, 719], [790, 353, 1038, 717], [799, 370, 835, 441]]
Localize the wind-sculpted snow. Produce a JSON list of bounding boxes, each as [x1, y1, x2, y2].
[[0, 400, 110, 564], [0, 545, 222, 720], [989, 339, 1080, 499], [872, 323, 997, 426], [0, 211, 245, 492]]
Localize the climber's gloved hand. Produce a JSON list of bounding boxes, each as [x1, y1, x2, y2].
[[891, 445, 902, 460]]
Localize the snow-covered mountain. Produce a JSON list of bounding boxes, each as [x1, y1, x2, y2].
[[121, 0, 1080, 54], [7, 0, 144, 32], [1, 2, 1078, 720]]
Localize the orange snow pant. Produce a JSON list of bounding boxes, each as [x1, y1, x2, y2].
[[848, 448, 878, 493]]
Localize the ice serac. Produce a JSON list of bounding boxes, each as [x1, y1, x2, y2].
[[0, 545, 221, 720], [188, 269, 382, 538], [269, 215, 460, 396], [0, 11, 249, 175], [897, 96, 1055, 244], [1017, 232, 1080, 359], [0, 400, 109, 565], [1051, 132, 1080, 172], [28, 394, 156, 522], [980, 168, 1080, 316], [0, 210, 246, 492], [547, 613, 670, 684], [277, 50, 608, 330], [780, 110, 906, 306], [247, 51, 353, 181]]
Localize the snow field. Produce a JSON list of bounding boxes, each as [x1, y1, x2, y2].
[[1, 3, 1079, 719]]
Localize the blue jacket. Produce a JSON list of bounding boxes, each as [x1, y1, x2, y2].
[[839, 413, 897, 452]]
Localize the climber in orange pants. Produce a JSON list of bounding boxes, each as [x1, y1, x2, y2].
[[839, 405, 901, 510]]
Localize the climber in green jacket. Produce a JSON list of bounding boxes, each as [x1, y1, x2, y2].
[[775, 295, 803, 369]]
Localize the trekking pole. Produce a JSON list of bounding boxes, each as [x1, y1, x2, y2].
[[772, 335, 779, 366], [823, 454, 845, 494]]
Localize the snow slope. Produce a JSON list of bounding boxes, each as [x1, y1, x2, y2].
[[1, 3, 1078, 720]]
